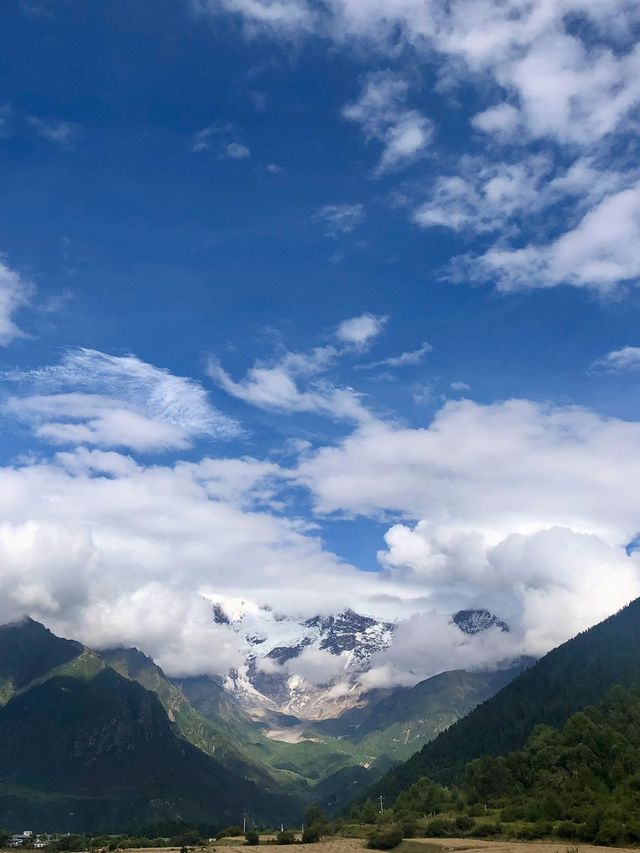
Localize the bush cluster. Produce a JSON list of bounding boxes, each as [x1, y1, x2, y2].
[[366, 824, 404, 850]]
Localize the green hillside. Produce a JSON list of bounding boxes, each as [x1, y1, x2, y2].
[[0, 667, 298, 832], [368, 684, 640, 846], [0, 618, 83, 704], [320, 662, 530, 762], [368, 595, 640, 802]]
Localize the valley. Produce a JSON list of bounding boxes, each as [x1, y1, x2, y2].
[[2, 597, 640, 844]]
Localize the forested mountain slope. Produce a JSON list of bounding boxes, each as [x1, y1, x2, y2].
[[369, 596, 640, 801]]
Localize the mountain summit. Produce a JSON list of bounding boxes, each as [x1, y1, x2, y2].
[[211, 600, 395, 719]]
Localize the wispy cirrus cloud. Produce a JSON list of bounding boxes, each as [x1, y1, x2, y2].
[[189, 122, 251, 159], [358, 341, 432, 370], [29, 116, 79, 148], [207, 345, 370, 422], [315, 203, 365, 236], [207, 314, 388, 421], [4, 348, 240, 451]]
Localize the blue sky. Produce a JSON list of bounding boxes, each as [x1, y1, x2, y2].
[[1, 0, 640, 683]]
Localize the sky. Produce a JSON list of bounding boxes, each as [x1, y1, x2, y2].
[[1, 0, 640, 687]]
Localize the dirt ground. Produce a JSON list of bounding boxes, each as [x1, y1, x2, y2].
[[7, 836, 636, 853], [205, 838, 639, 853], [407, 838, 638, 853]]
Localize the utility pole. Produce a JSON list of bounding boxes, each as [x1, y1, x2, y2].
[[379, 795, 384, 814]]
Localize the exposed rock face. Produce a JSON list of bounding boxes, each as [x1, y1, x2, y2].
[[210, 600, 396, 719], [452, 608, 509, 635]]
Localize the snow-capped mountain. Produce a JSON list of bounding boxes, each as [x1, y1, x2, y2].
[[210, 599, 509, 721], [452, 608, 509, 635], [211, 598, 395, 719]]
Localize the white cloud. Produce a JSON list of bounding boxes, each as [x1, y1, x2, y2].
[[472, 102, 521, 136], [0, 260, 33, 345], [224, 141, 251, 159], [293, 396, 640, 682], [208, 344, 370, 422], [192, 0, 314, 37], [343, 72, 432, 175], [315, 203, 365, 236], [0, 448, 404, 677], [286, 646, 348, 684], [196, 1, 640, 148], [197, 0, 640, 294], [468, 184, 640, 293], [593, 346, 640, 372], [296, 398, 640, 544], [413, 155, 629, 238], [413, 156, 553, 234], [365, 525, 640, 684], [450, 380, 470, 392], [29, 117, 78, 148], [4, 348, 240, 452], [4, 386, 640, 685], [335, 312, 387, 348], [358, 341, 432, 370], [190, 123, 250, 159]]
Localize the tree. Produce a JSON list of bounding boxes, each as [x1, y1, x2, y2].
[[304, 806, 327, 828]]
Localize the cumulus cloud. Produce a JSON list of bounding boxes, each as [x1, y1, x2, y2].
[[466, 184, 640, 293], [293, 397, 640, 682], [335, 313, 387, 348], [363, 524, 640, 686], [0, 448, 405, 676], [471, 102, 521, 137], [0, 260, 33, 345], [4, 348, 240, 451], [195, 0, 640, 294], [343, 73, 432, 175], [4, 387, 640, 685], [196, 1, 640, 147], [592, 346, 640, 372], [297, 398, 640, 542], [414, 156, 630, 238]]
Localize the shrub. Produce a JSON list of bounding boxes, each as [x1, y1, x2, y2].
[[302, 826, 322, 844], [216, 826, 243, 840], [595, 819, 628, 846], [276, 831, 297, 845], [556, 822, 578, 839], [399, 817, 417, 837], [424, 819, 457, 838], [454, 816, 473, 832], [366, 825, 404, 850], [472, 822, 502, 838], [245, 832, 260, 846]]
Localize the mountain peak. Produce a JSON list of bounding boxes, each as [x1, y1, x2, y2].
[[452, 608, 509, 634]]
